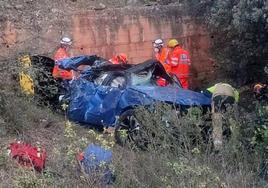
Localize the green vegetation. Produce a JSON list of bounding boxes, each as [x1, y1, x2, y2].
[[187, 0, 268, 85], [0, 0, 268, 187], [0, 85, 267, 187]]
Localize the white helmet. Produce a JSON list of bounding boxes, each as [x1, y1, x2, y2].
[[153, 38, 164, 48], [60, 37, 72, 45]]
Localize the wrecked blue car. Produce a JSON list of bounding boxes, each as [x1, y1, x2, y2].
[[58, 56, 211, 129]]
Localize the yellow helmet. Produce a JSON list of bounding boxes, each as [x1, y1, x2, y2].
[[167, 39, 179, 48]]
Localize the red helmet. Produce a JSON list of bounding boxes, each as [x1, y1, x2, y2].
[[110, 53, 128, 64], [117, 53, 128, 64]]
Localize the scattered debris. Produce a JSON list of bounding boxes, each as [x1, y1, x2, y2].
[[8, 141, 47, 172], [77, 144, 114, 184]]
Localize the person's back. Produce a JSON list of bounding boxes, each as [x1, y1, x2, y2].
[[205, 83, 239, 151], [213, 83, 235, 98], [206, 83, 239, 112], [167, 39, 191, 89]]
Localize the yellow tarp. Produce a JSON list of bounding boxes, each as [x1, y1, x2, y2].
[[19, 55, 34, 95], [19, 72, 34, 95]]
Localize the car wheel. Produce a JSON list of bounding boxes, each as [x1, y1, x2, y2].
[[115, 109, 149, 149]]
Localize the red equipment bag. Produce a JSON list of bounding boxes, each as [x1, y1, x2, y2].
[[8, 141, 47, 172]]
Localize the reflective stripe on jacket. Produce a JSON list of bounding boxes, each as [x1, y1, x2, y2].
[[167, 46, 190, 78]]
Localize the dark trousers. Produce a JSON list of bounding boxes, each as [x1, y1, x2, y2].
[[213, 95, 235, 113]]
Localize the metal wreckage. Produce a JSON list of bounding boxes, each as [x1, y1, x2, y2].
[[19, 54, 212, 145]]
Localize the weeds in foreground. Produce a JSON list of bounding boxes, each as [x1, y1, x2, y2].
[[0, 95, 268, 187], [113, 103, 267, 188], [0, 57, 267, 187]]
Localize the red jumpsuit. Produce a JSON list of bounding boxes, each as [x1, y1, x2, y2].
[[167, 46, 190, 89], [52, 47, 73, 80]]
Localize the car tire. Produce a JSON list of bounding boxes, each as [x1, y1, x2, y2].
[[115, 109, 149, 149]]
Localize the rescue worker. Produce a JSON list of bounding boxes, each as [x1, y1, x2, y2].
[[203, 83, 239, 151], [166, 39, 191, 89], [153, 39, 170, 72], [109, 53, 128, 65], [204, 83, 239, 112], [52, 37, 74, 80], [152, 39, 170, 87]]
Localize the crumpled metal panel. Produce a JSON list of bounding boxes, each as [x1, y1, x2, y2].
[[67, 79, 123, 126], [67, 78, 211, 128], [128, 86, 212, 106], [58, 55, 100, 70]]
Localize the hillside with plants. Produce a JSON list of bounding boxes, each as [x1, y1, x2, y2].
[[0, 0, 268, 187]]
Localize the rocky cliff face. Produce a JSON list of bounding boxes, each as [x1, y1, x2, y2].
[[0, 1, 215, 88]]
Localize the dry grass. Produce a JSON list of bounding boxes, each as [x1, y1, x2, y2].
[[0, 60, 267, 188]]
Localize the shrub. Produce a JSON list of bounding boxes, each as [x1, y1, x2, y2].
[[113, 103, 266, 187], [185, 0, 268, 85]]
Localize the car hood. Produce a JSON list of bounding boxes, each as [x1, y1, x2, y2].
[[127, 85, 211, 106], [67, 77, 211, 127]]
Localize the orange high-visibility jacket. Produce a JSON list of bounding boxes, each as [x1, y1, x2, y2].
[[155, 47, 171, 73], [109, 57, 120, 64], [167, 46, 190, 78], [167, 46, 191, 89], [52, 47, 73, 80]]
